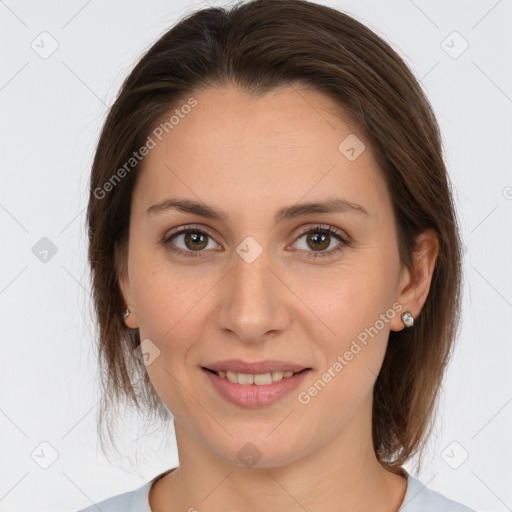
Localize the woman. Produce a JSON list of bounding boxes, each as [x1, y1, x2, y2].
[[79, 0, 476, 510]]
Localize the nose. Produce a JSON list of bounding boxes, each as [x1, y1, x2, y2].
[[214, 246, 291, 344]]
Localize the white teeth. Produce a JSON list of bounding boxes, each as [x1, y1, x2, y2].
[[254, 373, 272, 385], [238, 373, 254, 385], [218, 370, 298, 385], [226, 371, 239, 383]]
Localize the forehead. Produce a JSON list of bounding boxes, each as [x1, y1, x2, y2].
[[132, 84, 390, 219]]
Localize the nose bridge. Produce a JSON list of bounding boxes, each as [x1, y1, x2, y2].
[[215, 239, 290, 341]]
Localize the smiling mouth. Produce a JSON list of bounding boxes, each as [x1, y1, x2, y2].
[[202, 367, 309, 385]]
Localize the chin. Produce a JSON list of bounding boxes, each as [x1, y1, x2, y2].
[[205, 432, 308, 470]]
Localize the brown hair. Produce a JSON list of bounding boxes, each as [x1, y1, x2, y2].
[[86, 0, 463, 474]]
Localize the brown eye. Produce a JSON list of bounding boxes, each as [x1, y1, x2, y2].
[[163, 227, 219, 258], [305, 232, 331, 251], [182, 231, 209, 251], [292, 225, 348, 258]]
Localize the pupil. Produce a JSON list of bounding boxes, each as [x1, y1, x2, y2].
[[186, 232, 207, 250], [308, 233, 328, 250]]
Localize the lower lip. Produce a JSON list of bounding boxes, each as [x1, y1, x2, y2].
[[202, 368, 311, 408]]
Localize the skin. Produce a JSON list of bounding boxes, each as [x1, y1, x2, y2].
[[118, 83, 439, 512]]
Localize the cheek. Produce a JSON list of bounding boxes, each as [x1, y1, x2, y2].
[[131, 264, 213, 416], [297, 261, 395, 340], [131, 249, 213, 334], [295, 264, 396, 395], [295, 282, 392, 428]]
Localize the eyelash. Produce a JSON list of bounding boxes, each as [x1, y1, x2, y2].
[[162, 224, 349, 260]]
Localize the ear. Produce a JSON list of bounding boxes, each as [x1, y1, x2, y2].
[[390, 228, 439, 331], [115, 240, 138, 330]]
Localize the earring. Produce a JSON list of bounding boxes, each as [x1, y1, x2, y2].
[[123, 308, 131, 319], [401, 311, 414, 328]]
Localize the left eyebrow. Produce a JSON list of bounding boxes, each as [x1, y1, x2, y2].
[[146, 197, 369, 223], [274, 198, 369, 223]]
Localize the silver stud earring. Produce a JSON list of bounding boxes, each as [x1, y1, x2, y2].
[[123, 308, 131, 319], [401, 311, 414, 328]]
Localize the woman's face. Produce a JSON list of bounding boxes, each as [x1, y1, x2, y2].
[[119, 83, 412, 468]]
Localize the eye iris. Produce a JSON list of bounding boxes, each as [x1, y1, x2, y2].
[[307, 232, 329, 251], [185, 231, 208, 251]]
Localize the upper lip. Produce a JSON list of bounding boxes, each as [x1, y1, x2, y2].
[[203, 359, 310, 374]]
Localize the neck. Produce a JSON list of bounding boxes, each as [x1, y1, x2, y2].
[[150, 397, 408, 512]]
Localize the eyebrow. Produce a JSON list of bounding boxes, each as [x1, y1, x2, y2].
[[146, 197, 369, 223]]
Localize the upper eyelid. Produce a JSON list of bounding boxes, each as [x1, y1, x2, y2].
[[165, 224, 220, 243], [295, 224, 346, 238]]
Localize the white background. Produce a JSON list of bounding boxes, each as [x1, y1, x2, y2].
[[1, 0, 511, 511]]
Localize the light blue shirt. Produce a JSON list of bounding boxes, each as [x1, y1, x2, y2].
[[77, 467, 478, 511]]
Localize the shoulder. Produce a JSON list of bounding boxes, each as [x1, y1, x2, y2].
[[400, 471, 478, 512], [75, 475, 157, 512], [76, 467, 177, 512]]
